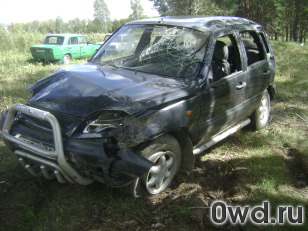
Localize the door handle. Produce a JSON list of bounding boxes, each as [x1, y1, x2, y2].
[[236, 82, 247, 90]]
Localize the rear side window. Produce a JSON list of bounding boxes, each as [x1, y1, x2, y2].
[[68, 37, 78, 45], [259, 32, 270, 53], [240, 31, 266, 66]]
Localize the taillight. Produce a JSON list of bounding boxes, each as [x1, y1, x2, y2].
[[47, 50, 53, 53]]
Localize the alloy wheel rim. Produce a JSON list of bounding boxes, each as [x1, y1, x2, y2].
[[145, 151, 176, 194], [259, 95, 269, 125], [64, 56, 70, 64]]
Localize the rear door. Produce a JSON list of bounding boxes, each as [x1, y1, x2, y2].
[[237, 31, 270, 117], [67, 36, 81, 58], [79, 36, 92, 58]]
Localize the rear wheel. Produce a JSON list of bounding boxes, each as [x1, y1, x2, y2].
[[250, 90, 270, 130], [62, 54, 71, 64], [126, 134, 181, 198]]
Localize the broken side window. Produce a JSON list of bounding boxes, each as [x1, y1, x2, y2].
[[259, 32, 270, 54], [240, 31, 266, 66], [211, 34, 242, 82]]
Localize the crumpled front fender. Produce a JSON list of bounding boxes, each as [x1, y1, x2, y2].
[[111, 149, 153, 180]]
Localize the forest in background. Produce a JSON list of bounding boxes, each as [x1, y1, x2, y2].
[[151, 0, 308, 42], [0, 0, 307, 43]]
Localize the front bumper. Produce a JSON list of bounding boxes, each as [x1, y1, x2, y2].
[[1, 104, 153, 187]]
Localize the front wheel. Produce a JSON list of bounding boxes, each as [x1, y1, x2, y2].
[[126, 134, 181, 198], [250, 90, 271, 130]]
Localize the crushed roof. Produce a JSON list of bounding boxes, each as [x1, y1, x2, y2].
[[127, 16, 259, 32]]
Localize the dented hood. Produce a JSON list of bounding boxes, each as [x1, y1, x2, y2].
[[28, 63, 193, 117]]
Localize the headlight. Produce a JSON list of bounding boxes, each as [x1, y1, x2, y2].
[[83, 111, 127, 134]]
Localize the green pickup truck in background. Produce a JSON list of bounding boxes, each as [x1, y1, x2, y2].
[[30, 34, 101, 64]]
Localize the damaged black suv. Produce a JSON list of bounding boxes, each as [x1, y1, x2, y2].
[[1, 16, 275, 197]]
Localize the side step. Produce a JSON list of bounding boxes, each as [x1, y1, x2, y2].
[[193, 119, 251, 155]]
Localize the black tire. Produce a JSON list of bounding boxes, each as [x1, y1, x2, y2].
[[250, 90, 271, 130], [62, 54, 71, 64], [125, 134, 181, 198]]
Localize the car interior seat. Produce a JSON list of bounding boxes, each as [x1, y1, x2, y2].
[[211, 41, 230, 82]]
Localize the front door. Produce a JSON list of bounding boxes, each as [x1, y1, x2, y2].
[[198, 32, 246, 141]]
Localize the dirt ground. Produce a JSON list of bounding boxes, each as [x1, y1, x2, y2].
[[0, 135, 307, 231]]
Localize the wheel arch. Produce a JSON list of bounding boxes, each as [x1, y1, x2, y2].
[[133, 128, 195, 174], [169, 129, 195, 174], [63, 53, 72, 58], [60, 53, 72, 64], [267, 84, 276, 100]]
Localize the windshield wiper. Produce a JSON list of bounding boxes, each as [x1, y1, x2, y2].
[[99, 62, 119, 69]]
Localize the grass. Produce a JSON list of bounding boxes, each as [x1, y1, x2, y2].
[[0, 32, 106, 109], [0, 33, 307, 230]]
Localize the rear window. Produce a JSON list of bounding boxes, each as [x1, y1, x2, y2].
[[43, 36, 64, 45]]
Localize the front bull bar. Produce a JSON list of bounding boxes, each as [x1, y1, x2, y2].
[[2, 104, 94, 185]]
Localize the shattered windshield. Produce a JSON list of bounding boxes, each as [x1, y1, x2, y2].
[[92, 25, 208, 78]]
